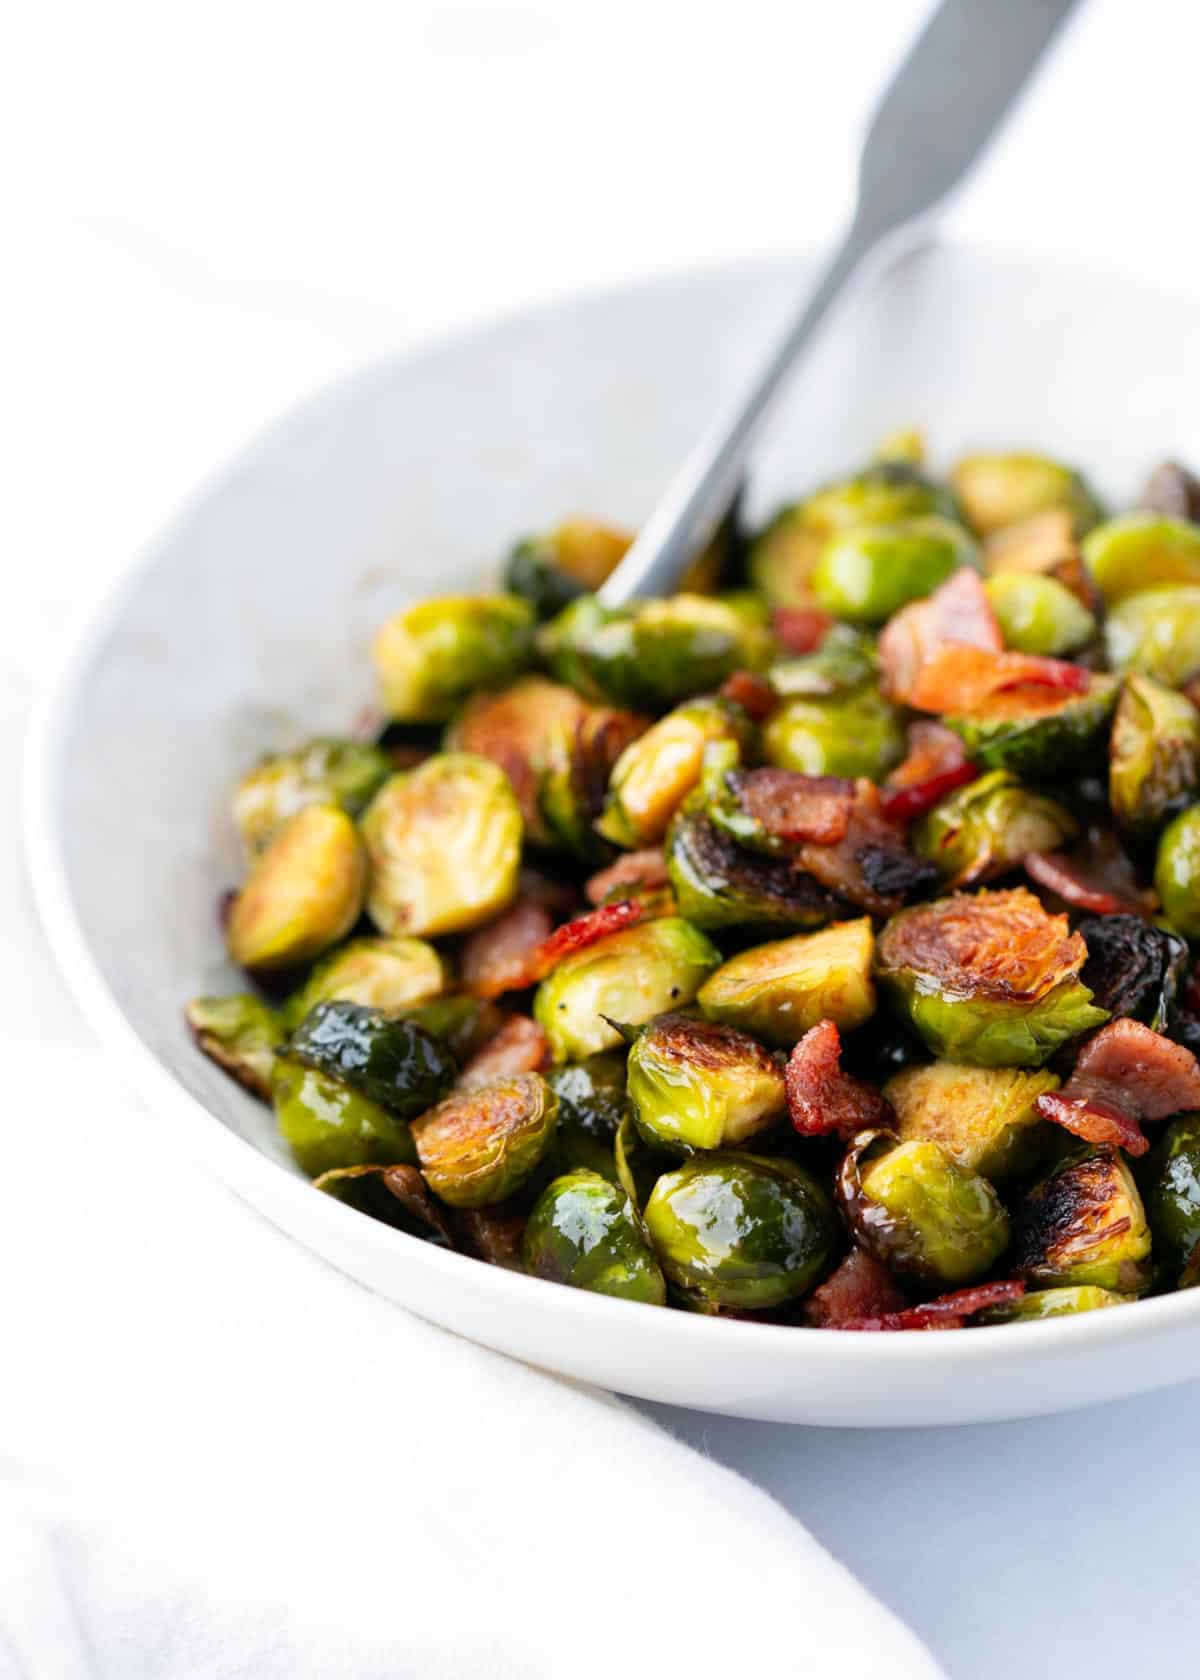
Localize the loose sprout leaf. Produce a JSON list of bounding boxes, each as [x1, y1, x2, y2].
[[314, 1163, 458, 1247]]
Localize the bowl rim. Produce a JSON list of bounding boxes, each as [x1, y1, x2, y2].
[[23, 237, 1200, 1379]]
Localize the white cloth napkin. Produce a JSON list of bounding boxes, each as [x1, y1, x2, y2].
[[0, 1043, 944, 1680]]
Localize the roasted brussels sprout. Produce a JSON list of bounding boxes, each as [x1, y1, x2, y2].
[[643, 1153, 837, 1309], [1076, 915, 1188, 1031], [978, 1285, 1127, 1322], [1081, 513, 1200, 603], [362, 754, 521, 937], [1147, 1113, 1200, 1278], [523, 1170, 666, 1302], [372, 593, 535, 722], [281, 936, 449, 1030], [1156, 805, 1200, 937], [697, 919, 875, 1048], [627, 1013, 786, 1152], [913, 769, 1076, 887], [185, 993, 285, 1099], [533, 916, 721, 1061], [884, 1061, 1058, 1181], [226, 805, 367, 973], [768, 624, 879, 698], [666, 805, 840, 934], [411, 1072, 559, 1207], [595, 697, 748, 849], [1109, 674, 1200, 839], [1105, 586, 1200, 688], [983, 572, 1096, 656], [271, 1057, 419, 1177], [762, 688, 905, 780], [950, 452, 1101, 537], [1012, 1147, 1151, 1293], [837, 1129, 1010, 1286], [232, 738, 393, 859], [876, 889, 1108, 1067], [812, 516, 978, 624], [288, 1000, 456, 1116], [544, 1053, 629, 1180], [504, 519, 632, 618], [943, 675, 1119, 780]]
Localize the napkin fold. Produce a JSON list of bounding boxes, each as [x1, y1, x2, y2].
[[0, 1048, 944, 1679]]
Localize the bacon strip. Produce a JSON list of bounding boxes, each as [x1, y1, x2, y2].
[[882, 721, 979, 825], [804, 1247, 907, 1327], [1023, 851, 1150, 917], [584, 849, 669, 906], [772, 607, 833, 655], [533, 899, 645, 971], [461, 901, 555, 999], [792, 782, 937, 915], [908, 645, 1090, 714], [786, 1020, 893, 1140], [456, 1015, 551, 1090], [717, 669, 777, 720], [838, 1281, 1025, 1332], [1035, 1018, 1200, 1159], [1035, 1091, 1151, 1158], [730, 769, 856, 845], [879, 568, 1002, 704]]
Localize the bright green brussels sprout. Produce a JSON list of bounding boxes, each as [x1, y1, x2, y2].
[[983, 572, 1097, 656], [227, 805, 367, 973], [1081, 512, 1200, 603], [913, 769, 1077, 887], [761, 687, 905, 779], [504, 519, 632, 619], [643, 1152, 837, 1310], [271, 1057, 419, 1177], [595, 696, 749, 849], [837, 1129, 1010, 1287], [544, 1053, 629, 1181], [232, 738, 393, 859], [1147, 1113, 1200, 1278], [950, 451, 1101, 537], [943, 674, 1119, 779], [1109, 674, 1200, 839], [1012, 1147, 1151, 1293], [523, 1170, 666, 1303], [768, 625, 879, 698], [812, 516, 978, 624], [884, 1060, 1059, 1182], [872, 426, 926, 465], [372, 593, 536, 722], [666, 804, 840, 934], [876, 889, 1108, 1067], [288, 1000, 456, 1116], [1105, 586, 1200, 688], [533, 917, 721, 1061], [1156, 805, 1200, 937], [281, 936, 449, 1030], [979, 1285, 1128, 1322], [185, 993, 285, 1100], [362, 754, 521, 937], [411, 1072, 559, 1207], [313, 1162, 456, 1245], [627, 1013, 786, 1152], [697, 918, 876, 1048]]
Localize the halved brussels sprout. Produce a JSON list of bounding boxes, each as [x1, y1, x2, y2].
[[627, 1013, 786, 1152], [884, 1061, 1058, 1181], [232, 738, 393, 859], [913, 769, 1077, 887], [1081, 513, 1200, 603], [643, 1152, 837, 1309], [288, 1000, 456, 1116], [837, 1129, 1010, 1286], [523, 1170, 666, 1303], [1105, 586, 1200, 688], [1147, 1113, 1200, 1278], [666, 804, 840, 934], [185, 993, 285, 1099], [983, 572, 1096, 656], [1109, 674, 1200, 839], [768, 625, 879, 698], [762, 688, 905, 780], [313, 1162, 456, 1245], [504, 519, 632, 618], [271, 1057, 418, 1177], [533, 917, 721, 1061], [950, 452, 1101, 537], [1156, 805, 1200, 937], [943, 674, 1119, 779], [697, 918, 875, 1048], [978, 1285, 1128, 1322], [362, 754, 521, 937], [1012, 1147, 1151, 1293], [226, 805, 367, 972], [595, 697, 748, 849], [1077, 915, 1188, 1032], [410, 1071, 559, 1207], [372, 593, 535, 722], [281, 936, 449, 1030], [812, 516, 978, 624], [876, 888, 1108, 1067]]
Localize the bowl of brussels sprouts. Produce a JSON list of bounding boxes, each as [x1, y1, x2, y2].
[[27, 242, 1200, 1424]]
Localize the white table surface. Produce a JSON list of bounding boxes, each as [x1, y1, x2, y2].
[[7, 1, 1200, 1674]]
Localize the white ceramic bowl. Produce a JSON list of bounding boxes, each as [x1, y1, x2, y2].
[[26, 243, 1200, 1426]]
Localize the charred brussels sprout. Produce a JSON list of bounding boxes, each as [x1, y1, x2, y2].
[[372, 593, 535, 722], [979, 1285, 1127, 1322], [288, 1000, 456, 1116], [697, 919, 875, 1048], [837, 1130, 1010, 1286], [596, 697, 748, 849], [913, 770, 1076, 887], [1147, 1113, 1200, 1278], [643, 1153, 837, 1309], [362, 755, 521, 937], [666, 804, 840, 934], [411, 1072, 559, 1207], [1105, 586, 1200, 688], [762, 688, 905, 780], [1156, 805, 1200, 937], [950, 452, 1101, 537], [983, 572, 1096, 656], [1109, 674, 1200, 838], [1081, 513, 1200, 603], [627, 1013, 786, 1152], [813, 516, 978, 624], [533, 917, 721, 1061], [226, 805, 367, 973], [282, 936, 449, 1030], [233, 738, 392, 859], [523, 1170, 666, 1303], [884, 1061, 1058, 1181], [1077, 915, 1187, 1031], [1012, 1148, 1151, 1293], [271, 1058, 418, 1177], [185, 994, 284, 1099], [943, 675, 1119, 780], [504, 519, 632, 618], [876, 889, 1107, 1067]]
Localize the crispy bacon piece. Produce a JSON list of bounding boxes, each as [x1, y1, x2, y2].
[[882, 721, 979, 824], [585, 849, 669, 906], [908, 644, 1091, 714], [462, 898, 647, 998], [1035, 1092, 1150, 1157], [1023, 850, 1152, 917], [730, 769, 856, 845], [456, 1015, 550, 1090], [1035, 1018, 1200, 1159], [718, 669, 777, 720], [804, 1247, 907, 1327], [838, 1281, 1025, 1332], [772, 607, 833, 654], [881, 764, 978, 825], [534, 899, 644, 970], [879, 568, 1002, 704], [786, 1020, 894, 1140], [792, 781, 937, 915], [461, 901, 556, 999]]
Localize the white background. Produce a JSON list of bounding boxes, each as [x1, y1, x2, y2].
[[5, 1, 1200, 1674]]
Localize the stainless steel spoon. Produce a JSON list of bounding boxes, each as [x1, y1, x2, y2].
[[599, 0, 1083, 607]]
